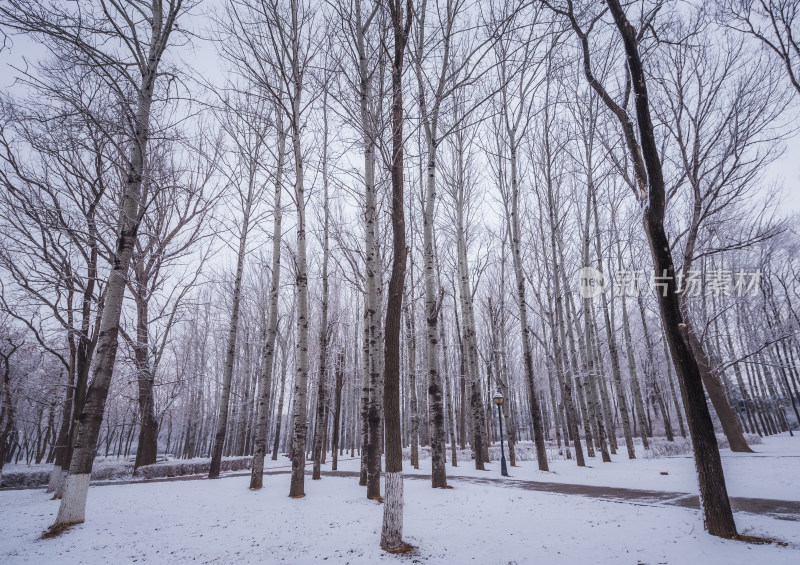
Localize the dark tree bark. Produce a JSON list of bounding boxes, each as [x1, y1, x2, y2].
[[0, 340, 21, 473], [331, 352, 345, 471], [381, 0, 413, 552], [604, 0, 738, 538]]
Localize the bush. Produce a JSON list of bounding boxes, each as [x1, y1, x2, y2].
[[134, 456, 252, 479], [0, 455, 255, 488], [0, 469, 50, 488]]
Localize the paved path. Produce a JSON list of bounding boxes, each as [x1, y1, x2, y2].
[[5, 464, 799, 522], [295, 469, 800, 522]]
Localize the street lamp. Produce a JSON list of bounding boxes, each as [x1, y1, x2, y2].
[[492, 390, 509, 477]]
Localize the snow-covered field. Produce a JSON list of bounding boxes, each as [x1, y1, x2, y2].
[[1, 435, 798, 564], [395, 434, 800, 502]]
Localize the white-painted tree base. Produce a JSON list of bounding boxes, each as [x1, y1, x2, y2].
[[380, 472, 404, 550], [46, 465, 61, 494], [54, 473, 90, 526]]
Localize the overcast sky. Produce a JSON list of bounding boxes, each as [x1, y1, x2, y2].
[[2, 7, 798, 220]]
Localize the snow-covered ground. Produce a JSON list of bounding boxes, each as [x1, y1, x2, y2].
[[391, 434, 800, 502], [0, 434, 798, 564]]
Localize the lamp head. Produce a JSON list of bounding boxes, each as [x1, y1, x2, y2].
[[492, 390, 504, 405]]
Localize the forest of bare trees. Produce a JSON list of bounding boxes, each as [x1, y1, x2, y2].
[[1, 0, 799, 549]]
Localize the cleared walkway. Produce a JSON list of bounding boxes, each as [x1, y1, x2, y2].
[[6, 462, 798, 522]]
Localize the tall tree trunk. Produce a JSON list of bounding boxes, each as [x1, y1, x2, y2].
[[366, 271, 384, 500], [414, 2, 448, 489], [209, 161, 255, 480], [581, 191, 610, 462], [351, 0, 383, 497], [359, 311, 370, 484], [271, 334, 290, 460], [133, 295, 158, 469], [50, 4, 180, 525], [454, 162, 488, 471], [312, 90, 332, 481], [457, 307, 467, 450], [381, 0, 411, 551], [404, 297, 420, 470], [250, 109, 286, 489], [331, 352, 344, 471], [440, 309, 458, 467], [507, 129, 548, 472], [422, 170, 446, 484], [605, 0, 738, 537], [593, 192, 635, 458], [288, 62, 310, 497]]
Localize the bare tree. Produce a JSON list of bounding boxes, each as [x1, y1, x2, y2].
[[0, 328, 22, 471], [719, 0, 800, 96], [312, 80, 332, 481], [492, 6, 552, 471], [208, 89, 271, 479], [0, 92, 112, 493], [250, 104, 287, 489], [380, 0, 413, 552], [605, 0, 737, 538], [121, 136, 220, 470], [652, 18, 789, 452], [0, 0, 190, 529], [216, 0, 318, 497]]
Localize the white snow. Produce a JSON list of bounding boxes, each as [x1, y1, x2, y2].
[[0, 434, 798, 564], [394, 434, 800, 502]]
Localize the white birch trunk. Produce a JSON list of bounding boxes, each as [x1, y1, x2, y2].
[[287, 6, 310, 492], [52, 1, 180, 526], [249, 108, 286, 489]]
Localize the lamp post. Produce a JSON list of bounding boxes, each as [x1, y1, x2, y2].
[[492, 390, 509, 477]]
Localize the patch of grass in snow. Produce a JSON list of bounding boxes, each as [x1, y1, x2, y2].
[[735, 534, 787, 546], [41, 522, 79, 539], [380, 541, 415, 554]]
